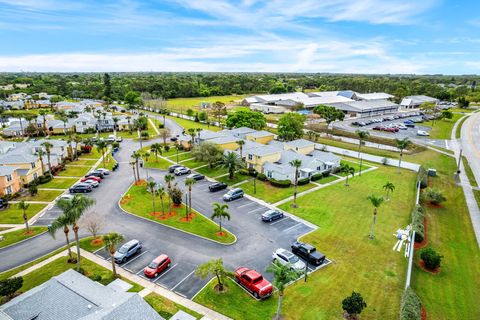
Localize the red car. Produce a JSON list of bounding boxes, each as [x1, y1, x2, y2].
[[143, 254, 171, 278], [234, 267, 273, 299], [81, 176, 102, 183]]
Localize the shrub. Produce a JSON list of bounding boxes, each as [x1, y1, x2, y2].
[[28, 184, 38, 196], [158, 123, 164, 129], [0, 277, 23, 299], [257, 173, 267, 181], [112, 141, 120, 149], [400, 287, 422, 320], [238, 169, 250, 176], [322, 170, 331, 178], [164, 145, 170, 152], [140, 131, 149, 139], [411, 205, 425, 243], [382, 157, 389, 165], [424, 188, 446, 205], [297, 177, 310, 185], [420, 247, 443, 270], [269, 178, 291, 188], [38, 174, 53, 184], [342, 291, 367, 318], [170, 187, 183, 205], [89, 274, 102, 282], [311, 173, 323, 181]]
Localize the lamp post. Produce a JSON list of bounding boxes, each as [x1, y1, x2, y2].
[[185, 192, 189, 221], [359, 155, 363, 176]]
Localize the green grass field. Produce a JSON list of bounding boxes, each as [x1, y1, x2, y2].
[[196, 165, 228, 178], [462, 156, 478, 187], [57, 165, 91, 177], [165, 115, 222, 132], [162, 95, 247, 113], [40, 177, 77, 189], [179, 158, 206, 169], [166, 151, 192, 162], [0, 203, 47, 224], [455, 115, 468, 139], [422, 113, 463, 139], [145, 293, 203, 319], [0, 227, 47, 248], [120, 184, 236, 244], [18, 189, 64, 202], [216, 173, 251, 186], [315, 175, 340, 184], [241, 179, 316, 204]]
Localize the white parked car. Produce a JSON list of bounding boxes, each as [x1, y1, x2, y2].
[[96, 168, 110, 175], [107, 135, 116, 143], [57, 194, 74, 202], [174, 166, 191, 176], [417, 130, 430, 136], [272, 248, 306, 272], [80, 180, 99, 188]]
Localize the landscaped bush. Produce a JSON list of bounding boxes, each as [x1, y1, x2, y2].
[[297, 177, 310, 185], [38, 174, 53, 184], [89, 274, 102, 282], [322, 170, 331, 177], [158, 123, 164, 129], [0, 277, 23, 299], [28, 184, 38, 196], [238, 169, 250, 176], [257, 173, 267, 181], [164, 145, 170, 152], [400, 287, 422, 320], [424, 188, 446, 205], [311, 173, 323, 181], [112, 141, 120, 149], [170, 187, 183, 205], [411, 205, 425, 243], [269, 178, 291, 188], [420, 247, 443, 270]]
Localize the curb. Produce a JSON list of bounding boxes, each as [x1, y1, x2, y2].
[[0, 230, 48, 251]]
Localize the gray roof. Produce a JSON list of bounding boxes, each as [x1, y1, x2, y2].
[[246, 130, 273, 138], [285, 139, 314, 149], [343, 99, 398, 112], [247, 144, 282, 157], [226, 127, 257, 137], [0, 153, 37, 164], [0, 166, 17, 176], [0, 269, 163, 320]]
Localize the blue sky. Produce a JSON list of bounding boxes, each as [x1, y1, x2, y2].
[[0, 0, 479, 74]]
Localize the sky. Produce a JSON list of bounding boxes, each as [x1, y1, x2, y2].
[[0, 0, 479, 74]]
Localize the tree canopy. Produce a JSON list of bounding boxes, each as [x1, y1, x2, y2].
[[225, 110, 266, 130], [277, 113, 305, 141]]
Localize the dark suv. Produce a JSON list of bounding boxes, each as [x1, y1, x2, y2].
[[85, 171, 104, 179], [168, 164, 182, 173], [291, 241, 326, 266], [209, 182, 227, 192], [69, 184, 92, 193], [114, 239, 142, 263]]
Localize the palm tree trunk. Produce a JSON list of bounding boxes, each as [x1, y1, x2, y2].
[[398, 151, 403, 173], [110, 251, 117, 275], [64, 227, 73, 260], [215, 271, 224, 291], [23, 213, 29, 232], [219, 219, 222, 233], [189, 188, 192, 216], [136, 160, 140, 181], [160, 196, 164, 214], [370, 208, 377, 239], [132, 164, 137, 183], [151, 194, 156, 213], [47, 154, 52, 174], [292, 169, 298, 207], [102, 149, 106, 168], [276, 292, 284, 319], [73, 223, 81, 271]]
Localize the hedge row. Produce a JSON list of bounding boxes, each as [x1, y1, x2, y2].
[[411, 205, 425, 243], [297, 177, 310, 185], [269, 178, 291, 188], [400, 287, 422, 320]]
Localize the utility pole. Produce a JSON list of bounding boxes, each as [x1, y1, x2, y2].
[[456, 149, 463, 174]]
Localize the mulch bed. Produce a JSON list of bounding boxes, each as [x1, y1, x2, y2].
[[91, 238, 103, 245], [414, 217, 428, 249], [426, 202, 443, 209], [150, 211, 177, 220], [134, 180, 146, 186], [418, 260, 441, 274], [215, 231, 228, 237], [421, 307, 427, 320], [180, 213, 196, 222]]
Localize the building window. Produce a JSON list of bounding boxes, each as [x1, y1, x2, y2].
[[31, 162, 36, 168], [6, 174, 12, 182], [33, 173, 38, 179], [6, 186, 12, 195], [248, 163, 254, 169], [267, 171, 272, 178], [248, 154, 253, 160]]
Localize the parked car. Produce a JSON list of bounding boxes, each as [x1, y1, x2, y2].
[[261, 210, 284, 222], [143, 254, 171, 278], [85, 171, 104, 179], [272, 248, 306, 272], [69, 184, 92, 193], [0, 199, 6, 209], [116, 137, 123, 142], [234, 267, 273, 299], [107, 135, 116, 143], [96, 168, 110, 175], [405, 123, 415, 128], [168, 164, 182, 173], [112, 163, 119, 171], [170, 137, 178, 142], [209, 182, 228, 192], [81, 176, 102, 183], [81, 180, 99, 188], [187, 173, 205, 181], [417, 130, 430, 136], [174, 166, 191, 176], [57, 194, 74, 202], [291, 241, 326, 266], [223, 188, 244, 201], [114, 239, 142, 263]]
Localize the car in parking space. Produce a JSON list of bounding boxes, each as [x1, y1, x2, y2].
[[234, 267, 273, 299], [291, 241, 326, 266], [223, 188, 244, 201], [81, 180, 99, 188], [57, 194, 74, 202], [272, 248, 306, 272], [143, 254, 171, 278], [69, 184, 92, 193], [209, 182, 228, 192], [174, 166, 191, 176], [81, 176, 102, 183], [261, 209, 284, 222], [170, 137, 178, 142], [116, 137, 123, 142], [107, 135, 116, 143], [187, 173, 205, 181], [417, 130, 430, 136], [168, 164, 182, 173], [404, 122, 415, 128], [85, 171, 104, 179], [96, 168, 110, 175], [114, 239, 142, 263]]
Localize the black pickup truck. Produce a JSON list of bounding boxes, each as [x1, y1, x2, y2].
[[291, 241, 326, 266]]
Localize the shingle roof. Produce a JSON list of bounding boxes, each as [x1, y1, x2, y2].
[[285, 139, 314, 149], [246, 130, 273, 138], [0, 166, 17, 176], [0, 153, 37, 164]]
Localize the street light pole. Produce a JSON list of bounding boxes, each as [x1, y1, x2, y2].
[[456, 149, 463, 174]]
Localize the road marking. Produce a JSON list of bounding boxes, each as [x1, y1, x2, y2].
[[121, 250, 149, 267], [93, 246, 106, 254], [155, 263, 178, 281], [171, 269, 195, 291], [237, 202, 256, 209], [249, 207, 265, 214], [282, 223, 302, 232], [123, 267, 134, 273], [174, 291, 187, 298], [269, 217, 289, 225], [136, 269, 145, 275]]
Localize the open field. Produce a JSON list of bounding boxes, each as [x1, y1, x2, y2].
[[161, 95, 247, 114], [165, 115, 222, 132], [0, 203, 47, 224], [0, 227, 47, 248], [145, 293, 202, 319], [422, 113, 463, 139]]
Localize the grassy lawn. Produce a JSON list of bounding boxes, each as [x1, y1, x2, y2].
[[40, 177, 77, 189], [180, 158, 207, 169], [0, 203, 47, 224], [121, 184, 236, 244], [79, 236, 104, 253], [145, 293, 203, 319], [337, 159, 372, 176], [166, 151, 192, 162], [455, 115, 468, 139], [462, 156, 478, 187], [315, 175, 340, 184], [412, 175, 480, 319], [216, 174, 251, 186], [0, 227, 47, 248], [194, 278, 278, 320], [97, 153, 117, 171], [73, 159, 98, 166], [196, 165, 228, 178], [78, 148, 102, 159], [165, 115, 221, 132], [18, 189, 63, 202], [57, 165, 91, 177], [158, 94, 247, 113], [241, 179, 316, 204], [422, 113, 463, 139], [145, 156, 172, 170], [0, 227, 11, 232]]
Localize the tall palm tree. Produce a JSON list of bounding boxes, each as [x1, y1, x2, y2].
[[158, 186, 166, 214], [236, 140, 245, 160], [56, 195, 95, 271], [150, 143, 162, 162], [356, 130, 370, 159], [17, 114, 24, 136], [103, 232, 124, 276], [112, 117, 119, 134], [39, 109, 49, 135], [131, 151, 142, 181], [187, 128, 196, 147], [42, 141, 53, 174], [143, 151, 151, 179], [394, 138, 412, 172], [66, 134, 73, 160], [164, 174, 175, 213], [196, 128, 203, 141], [96, 140, 108, 169], [367, 195, 384, 240], [18, 201, 30, 233], [211, 202, 230, 233], [126, 116, 132, 133], [382, 182, 395, 200], [48, 214, 74, 261], [73, 134, 82, 160], [341, 163, 355, 186], [146, 180, 157, 213], [222, 152, 243, 180], [266, 261, 299, 320], [184, 178, 196, 220], [289, 159, 302, 208], [37, 148, 45, 176], [129, 161, 137, 182]]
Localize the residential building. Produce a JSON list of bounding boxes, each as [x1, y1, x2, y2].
[[0, 166, 21, 196], [0, 269, 163, 320], [0, 153, 42, 185]]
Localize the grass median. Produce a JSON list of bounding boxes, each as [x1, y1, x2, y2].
[[0, 227, 48, 248], [0, 203, 47, 224], [18, 189, 64, 202]]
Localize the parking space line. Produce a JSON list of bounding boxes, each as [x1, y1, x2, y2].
[[155, 263, 178, 281], [283, 223, 302, 232], [269, 217, 289, 225], [136, 269, 145, 275], [123, 267, 134, 273], [174, 291, 187, 298], [248, 207, 265, 214], [237, 202, 256, 208], [120, 250, 149, 267], [170, 269, 195, 291], [93, 246, 105, 254]]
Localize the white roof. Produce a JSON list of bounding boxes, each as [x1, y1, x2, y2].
[[253, 92, 309, 103], [355, 92, 394, 100]]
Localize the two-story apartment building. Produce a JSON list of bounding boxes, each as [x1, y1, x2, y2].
[[0, 153, 42, 185], [0, 166, 21, 196]]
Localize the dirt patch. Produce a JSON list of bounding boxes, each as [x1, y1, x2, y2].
[[414, 217, 428, 249], [213, 283, 229, 294], [418, 260, 441, 274], [134, 180, 146, 186], [150, 211, 177, 220], [426, 202, 443, 209], [23, 230, 35, 236], [421, 307, 427, 320], [215, 231, 228, 237], [91, 238, 103, 246], [173, 203, 182, 208], [120, 194, 133, 205], [180, 213, 196, 222]]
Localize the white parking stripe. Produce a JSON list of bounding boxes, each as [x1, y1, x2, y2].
[[93, 246, 106, 254], [283, 223, 302, 232], [269, 217, 289, 225], [154, 263, 178, 282], [248, 207, 265, 214], [237, 202, 256, 208], [121, 250, 149, 267], [174, 291, 187, 298], [171, 269, 195, 290]]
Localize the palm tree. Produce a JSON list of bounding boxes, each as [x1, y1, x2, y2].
[[222, 152, 243, 180], [158, 186, 166, 214], [17, 114, 24, 136], [196, 128, 203, 141], [187, 128, 196, 147], [112, 117, 119, 134], [164, 174, 175, 213], [184, 178, 196, 220], [394, 138, 412, 172], [42, 141, 53, 174], [356, 130, 370, 159], [96, 140, 108, 169], [131, 151, 142, 181], [66, 134, 73, 160], [129, 161, 137, 182], [266, 261, 299, 320], [211, 202, 230, 233], [236, 140, 245, 160], [37, 148, 45, 176], [18, 201, 30, 233], [341, 163, 355, 186], [289, 159, 302, 208], [126, 116, 132, 133], [39, 109, 49, 135], [150, 143, 162, 162], [103, 232, 124, 276], [146, 180, 157, 213], [48, 214, 74, 261], [367, 195, 384, 239], [56, 195, 95, 271], [73, 134, 82, 160], [382, 182, 395, 200]]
